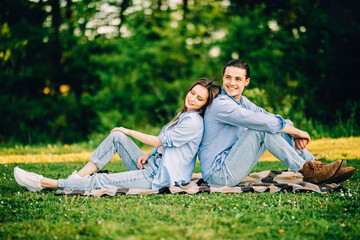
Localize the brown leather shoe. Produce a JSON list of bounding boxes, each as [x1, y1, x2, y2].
[[299, 160, 343, 184], [312, 160, 357, 183], [326, 167, 357, 184]]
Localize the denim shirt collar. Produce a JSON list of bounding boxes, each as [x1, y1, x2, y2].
[[164, 110, 198, 131], [180, 109, 198, 118], [220, 88, 243, 106]]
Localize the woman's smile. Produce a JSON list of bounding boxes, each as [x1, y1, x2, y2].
[[185, 84, 209, 111]]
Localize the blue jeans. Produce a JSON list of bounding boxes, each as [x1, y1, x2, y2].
[[58, 132, 160, 190], [207, 130, 315, 186]]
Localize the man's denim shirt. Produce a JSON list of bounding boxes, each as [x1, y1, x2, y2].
[[198, 88, 287, 181]]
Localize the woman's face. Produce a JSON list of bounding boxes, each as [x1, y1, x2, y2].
[[185, 84, 209, 112]]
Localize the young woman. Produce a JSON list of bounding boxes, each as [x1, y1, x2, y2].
[[14, 78, 221, 192]]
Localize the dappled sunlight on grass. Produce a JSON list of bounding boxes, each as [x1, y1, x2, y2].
[[0, 138, 359, 164], [305, 137, 360, 160], [251, 137, 359, 162], [0, 148, 152, 164], [0, 152, 94, 164]]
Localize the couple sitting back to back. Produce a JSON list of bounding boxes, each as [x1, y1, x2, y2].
[[14, 60, 356, 192]]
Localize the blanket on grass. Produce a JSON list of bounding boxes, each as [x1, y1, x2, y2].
[[55, 170, 344, 197]]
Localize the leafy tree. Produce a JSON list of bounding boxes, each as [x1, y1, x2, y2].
[[0, 0, 359, 144]]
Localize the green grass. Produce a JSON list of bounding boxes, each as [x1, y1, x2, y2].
[[0, 160, 359, 239]]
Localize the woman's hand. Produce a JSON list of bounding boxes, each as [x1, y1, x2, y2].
[[137, 153, 150, 169], [111, 127, 131, 135]]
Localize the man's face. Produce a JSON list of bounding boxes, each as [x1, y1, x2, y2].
[[222, 66, 250, 101]]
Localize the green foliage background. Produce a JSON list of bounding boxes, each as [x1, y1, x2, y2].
[[1, 0, 360, 144]]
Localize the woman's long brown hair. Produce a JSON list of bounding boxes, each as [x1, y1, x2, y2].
[[168, 78, 221, 128]]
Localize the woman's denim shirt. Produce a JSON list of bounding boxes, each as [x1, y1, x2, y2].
[[151, 110, 203, 189]]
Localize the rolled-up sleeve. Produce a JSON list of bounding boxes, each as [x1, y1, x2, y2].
[[214, 99, 286, 133], [158, 115, 203, 148]]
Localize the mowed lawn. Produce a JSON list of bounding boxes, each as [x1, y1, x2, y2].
[[0, 138, 359, 239]]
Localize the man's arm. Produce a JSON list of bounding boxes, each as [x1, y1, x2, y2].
[[242, 96, 272, 114], [214, 98, 286, 133], [214, 97, 309, 150], [243, 96, 307, 148], [243, 96, 295, 126]]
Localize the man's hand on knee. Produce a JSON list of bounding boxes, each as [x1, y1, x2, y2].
[[294, 138, 309, 151]]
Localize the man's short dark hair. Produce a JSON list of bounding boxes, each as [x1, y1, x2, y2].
[[222, 59, 250, 79]]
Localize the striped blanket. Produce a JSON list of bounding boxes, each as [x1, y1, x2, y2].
[[55, 170, 344, 197]]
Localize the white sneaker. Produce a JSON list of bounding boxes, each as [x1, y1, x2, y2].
[[67, 170, 89, 179], [14, 167, 43, 192]]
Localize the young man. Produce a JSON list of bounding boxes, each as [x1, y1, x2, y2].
[[198, 59, 356, 186]]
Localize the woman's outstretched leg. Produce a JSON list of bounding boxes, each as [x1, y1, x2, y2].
[[75, 161, 99, 178], [41, 177, 58, 189], [14, 167, 45, 192], [14, 158, 157, 191], [14, 167, 60, 191]]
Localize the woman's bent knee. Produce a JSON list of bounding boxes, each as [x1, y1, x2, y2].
[[109, 131, 129, 143]]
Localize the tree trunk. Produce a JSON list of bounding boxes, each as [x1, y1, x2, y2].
[[118, 0, 131, 36], [50, 0, 62, 88], [66, 0, 74, 35]]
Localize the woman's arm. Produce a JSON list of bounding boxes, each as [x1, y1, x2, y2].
[[111, 127, 162, 147], [280, 124, 311, 150]]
